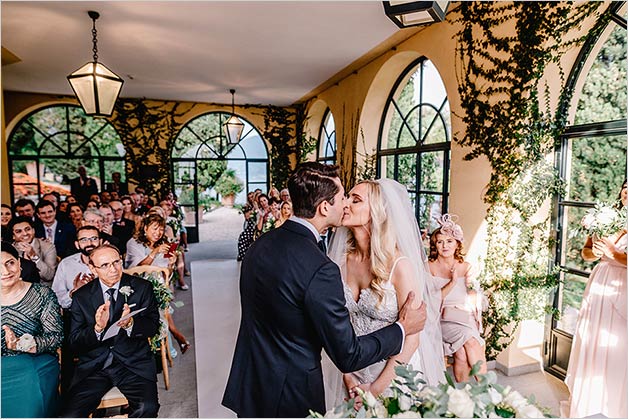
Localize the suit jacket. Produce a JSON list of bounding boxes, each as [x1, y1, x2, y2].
[[105, 181, 128, 195], [35, 220, 77, 259], [70, 176, 99, 206], [112, 218, 136, 255], [222, 220, 403, 418], [20, 257, 41, 283], [68, 273, 160, 388]]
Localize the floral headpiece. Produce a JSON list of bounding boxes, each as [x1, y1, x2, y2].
[[436, 213, 464, 242]]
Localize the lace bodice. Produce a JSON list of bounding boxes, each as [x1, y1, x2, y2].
[[343, 281, 398, 336]]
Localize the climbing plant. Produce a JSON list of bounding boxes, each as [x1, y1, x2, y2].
[[453, 1, 601, 359], [260, 105, 298, 189]]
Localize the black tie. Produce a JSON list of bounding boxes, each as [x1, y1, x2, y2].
[[318, 237, 327, 254], [106, 288, 116, 325]]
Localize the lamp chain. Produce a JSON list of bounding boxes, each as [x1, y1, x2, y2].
[[92, 18, 99, 62]]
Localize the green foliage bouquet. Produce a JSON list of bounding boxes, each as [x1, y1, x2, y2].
[[577, 202, 627, 239], [310, 363, 552, 418]]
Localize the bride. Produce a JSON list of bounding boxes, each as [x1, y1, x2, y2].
[[322, 178, 445, 408]]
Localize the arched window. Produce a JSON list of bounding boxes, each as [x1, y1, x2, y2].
[[317, 109, 336, 164], [8, 104, 126, 202], [547, 2, 627, 378], [377, 57, 451, 232], [171, 112, 268, 234]]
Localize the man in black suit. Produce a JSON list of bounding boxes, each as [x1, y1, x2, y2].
[[105, 171, 128, 196], [222, 163, 426, 417], [70, 165, 99, 206], [34, 199, 76, 258], [108, 199, 135, 255], [60, 244, 160, 418]]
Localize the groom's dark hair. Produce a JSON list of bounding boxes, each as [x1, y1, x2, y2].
[[288, 162, 340, 219]]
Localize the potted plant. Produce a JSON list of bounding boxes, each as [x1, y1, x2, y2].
[[215, 169, 244, 208]]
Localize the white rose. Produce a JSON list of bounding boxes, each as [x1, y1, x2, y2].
[[581, 213, 596, 229], [364, 391, 378, 408], [447, 388, 475, 418], [487, 387, 503, 405], [399, 395, 413, 411], [597, 207, 617, 225], [16, 333, 36, 352], [373, 404, 388, 418], [517, 404, 544, 418], [392, 410, 422, 418], [503, 390, 527, 410]]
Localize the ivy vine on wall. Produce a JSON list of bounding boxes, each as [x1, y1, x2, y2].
[[259, 105, 298, 190], [453, 1, 600, 359]]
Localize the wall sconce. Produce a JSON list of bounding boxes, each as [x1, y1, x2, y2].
[[67, 11, 123, 117], [223, 89, 245, 144], [383, 1, 449, 28]]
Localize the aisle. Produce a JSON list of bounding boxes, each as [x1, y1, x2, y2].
[[192, 259, 240, 418]]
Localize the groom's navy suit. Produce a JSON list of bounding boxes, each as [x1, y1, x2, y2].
[[222, 219, 403, 417]]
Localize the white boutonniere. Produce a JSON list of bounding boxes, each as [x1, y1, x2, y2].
[[119, 286, 134, 303], [16, 333, 36, 352]]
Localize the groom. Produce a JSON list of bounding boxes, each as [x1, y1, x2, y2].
[[222, 163, 426, 417]]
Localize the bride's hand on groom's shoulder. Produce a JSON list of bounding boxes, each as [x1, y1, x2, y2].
[[398, 292, 427, 335]]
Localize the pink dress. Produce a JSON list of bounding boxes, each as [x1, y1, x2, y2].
[[563, 234, 627, 418]]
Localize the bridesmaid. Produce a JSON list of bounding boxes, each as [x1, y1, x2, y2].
[[1, 241, 63, 417], [563, 181, 627, 418]]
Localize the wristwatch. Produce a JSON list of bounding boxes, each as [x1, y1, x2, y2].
[[31, 255, 40, 263]]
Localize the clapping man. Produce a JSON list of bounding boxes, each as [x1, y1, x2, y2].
[[60, 244, 160, 417]]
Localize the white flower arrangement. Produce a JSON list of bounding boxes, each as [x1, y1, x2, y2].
[[16, 333, 36, 352], [262, 214, 276, 233], [310, 363, 552, 418], [119, 286, 134, 303], [577, 202, 627, 239]]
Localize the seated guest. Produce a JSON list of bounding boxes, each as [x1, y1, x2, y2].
[[10, 216, 58, 283], [52, 226, 101, 394], [125, 214, 175, 270], [1, 241, 63, 418], [100, 191, 112, 205], [67, 203, 84, 230], [275, 201, 293, 228], [60, 245, 160, 417], [70, 165, 98, 207], [237, 204, 257, 262], [106, 171, 128, 195], [35, 200, 76, 258], [99, 204, 115, 236], [13, 198, 36, 221], [1, 203, 13, 238], [280, 188, 291, 203], [86, 200, 100, 210], [82, 208, 120, 251], [120, 195, 141, 224], [41, 192, 59, 209], [109, 200, 136, 255]]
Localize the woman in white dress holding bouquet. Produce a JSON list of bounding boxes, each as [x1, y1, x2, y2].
[[563, 180, 627, 418]]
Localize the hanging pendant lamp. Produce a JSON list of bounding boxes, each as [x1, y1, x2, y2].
[[67, 11, 123, 117], [223, 89, 245, 144]]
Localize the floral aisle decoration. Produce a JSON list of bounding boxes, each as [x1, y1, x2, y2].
[[576, 202, 627, 239], [310, 363, 552, 418], [133, 271, 174, 353]]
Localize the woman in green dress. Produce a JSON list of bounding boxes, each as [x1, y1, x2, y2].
[[1, 241, 63, 418]]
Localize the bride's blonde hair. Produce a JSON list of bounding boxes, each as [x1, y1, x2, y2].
[[345, 180, 396, 305]]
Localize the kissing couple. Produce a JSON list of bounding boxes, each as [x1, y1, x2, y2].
[[223, 162, 444, 417]]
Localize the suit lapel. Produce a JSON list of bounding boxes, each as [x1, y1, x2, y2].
[[89, 279, 105, 316], [282, 220, 318, 245]]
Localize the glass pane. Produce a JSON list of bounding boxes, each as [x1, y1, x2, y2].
[[397, 154, 417, 191], [421, 60, 448, 110], [239, 133, 268, 159], [91, 124, 124, 157], [324, 133, 336, 158], [197, 160, 227, 191], [40, 158, 92, 193], [562, 205, 596, 273], [566, 135, 627, 203], [575, 24, 627, 124], [12, 160, 39, 200], [27, 106, 66, 136], [423, 104, 449, 145], [420, 151, 444, 192], [197, 144, 218, 159], [173, 161, 195, 183], [226, 160, 247, 204], [173, 127, 201, 158], [419, 193, 443, 233], [248, 183, 267, 193], [226, 144, 245, 159], [40, 137, 67, 156], [103, 160, 126, 183], [557, 272, 588, 334], [187, 114, 222, 140], [386, 108, 404, 149], [175, 184, 196, 206], [68, 105, 106, 138], [9, 123, 46, 155], [382, 155, 396, 180], [248, 162, 267, 183]]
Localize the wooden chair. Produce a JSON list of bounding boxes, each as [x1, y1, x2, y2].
[[87, 387, 129, 418], [124, 265, 174, 390]]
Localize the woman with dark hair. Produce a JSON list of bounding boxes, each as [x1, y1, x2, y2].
[[120, 195, 141, 224], [67, 202, 84, 230], [428, 214, 486, 383], [563, 181, 627, 418], [125, 214, 174, 269], [1, 241, 63, 417], [1, 204, 12, 239]]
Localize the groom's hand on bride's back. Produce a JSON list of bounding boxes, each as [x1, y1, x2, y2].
[[398, 291, 427, 335]]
